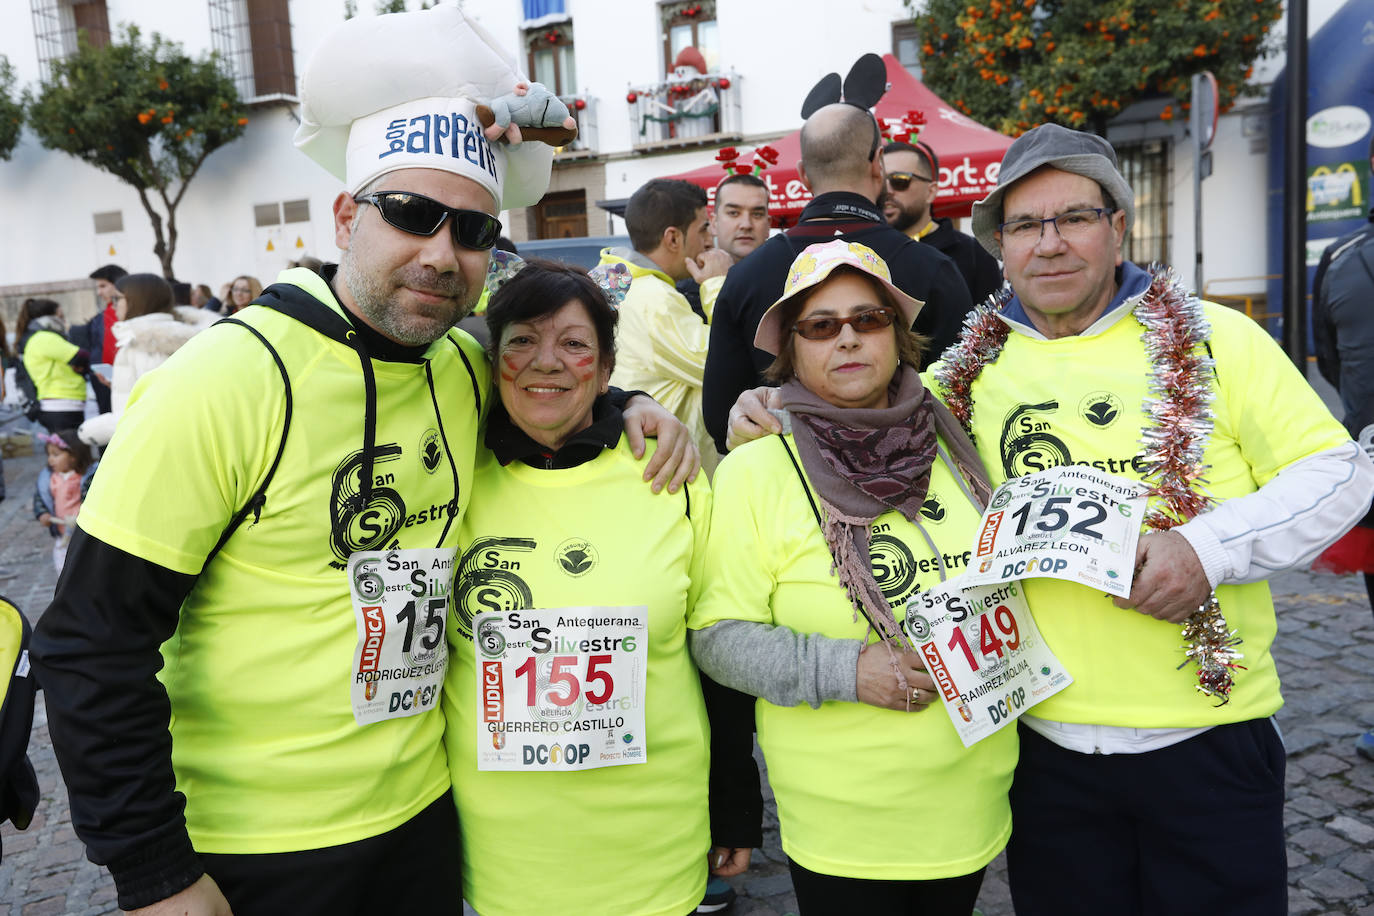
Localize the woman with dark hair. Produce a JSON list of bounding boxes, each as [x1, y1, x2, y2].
[[78, 274, 216, 447], [688, 240, 1015, 915], [443, 257, 714, 915], [18, 298, 90, 433]]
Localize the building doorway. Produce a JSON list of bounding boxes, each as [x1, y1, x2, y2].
[[533, 190, 588, 239]]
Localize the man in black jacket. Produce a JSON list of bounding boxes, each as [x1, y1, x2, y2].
[[1313, 135, 1374, 760], [882, 140, 1002, 306], [701, 103, 973, 453]]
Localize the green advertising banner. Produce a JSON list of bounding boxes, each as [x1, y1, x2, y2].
[[1307, 159, 1370, 224]]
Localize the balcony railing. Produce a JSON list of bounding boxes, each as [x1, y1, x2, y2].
[[626, 69, 740, 149], [558, 93, 597, 155]]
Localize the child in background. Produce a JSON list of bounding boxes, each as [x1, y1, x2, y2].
[[34, 430, 96, 573]]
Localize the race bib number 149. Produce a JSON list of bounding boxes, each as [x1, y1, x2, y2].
[[906, 579, 1072, 747]]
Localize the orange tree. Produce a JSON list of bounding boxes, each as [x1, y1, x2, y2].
[[0, 57, 21, 160], [915, 0, 1283, 136], [26, 26, 248, 278]]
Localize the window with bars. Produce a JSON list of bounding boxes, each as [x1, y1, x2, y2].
[[892, 20, 922, 81], [525, 23, 576, 98], [1118, 140, 1171, 266], [31, 0, 110, 82], [661, 1, 717, 74], [208, 0, 296, 103]]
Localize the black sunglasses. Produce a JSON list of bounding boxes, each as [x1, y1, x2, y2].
[[354, 191, 502, 251], [793, 307, 898, 340], [884, 171, 934, 192]]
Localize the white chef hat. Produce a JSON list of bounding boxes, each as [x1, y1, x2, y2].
[[294, 5, 553, 209]]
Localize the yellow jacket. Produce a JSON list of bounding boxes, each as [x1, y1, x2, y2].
[[599, 247, 723, 476]]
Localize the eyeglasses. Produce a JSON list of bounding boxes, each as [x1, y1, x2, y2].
[[354, 191, 502, 251], [885, 171, 933, 192], [793, 307, 897, 340], [997, 207, 1116, 248]]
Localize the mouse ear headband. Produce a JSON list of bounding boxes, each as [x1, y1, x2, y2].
[[798, 53, 888, 118]]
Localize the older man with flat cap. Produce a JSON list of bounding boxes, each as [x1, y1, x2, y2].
[[728, 122, 1374, 913], [31, 8, 695, 916], [936, 123, 1374, 914]]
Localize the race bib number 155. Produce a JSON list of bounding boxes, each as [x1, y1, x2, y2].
[[474, 606, 647, 772]]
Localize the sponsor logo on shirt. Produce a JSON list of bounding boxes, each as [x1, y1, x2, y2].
[[453, 536, 537, 640], [419, 428, 444, 473], [998, 401, 1147, 479], [329, 444, 407, 568], [555, 538, 599, 577], [1078, 391, 1123, 428], [919, 495, 946, 523]]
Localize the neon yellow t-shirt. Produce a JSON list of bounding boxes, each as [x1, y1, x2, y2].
[[446, 437, 711, 916], [23, 329, 86, 402], [929, 301, 1351, 727], [689, 433, 1016, 881], [601, 248, 723, 476], [79, 270, 490, 853]]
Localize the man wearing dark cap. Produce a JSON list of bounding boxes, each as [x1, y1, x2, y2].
[[31, 8, 693, 915], [725, 121, 1374, 913], [937, 123, 1374, 913], [701, 102, 973, 454]]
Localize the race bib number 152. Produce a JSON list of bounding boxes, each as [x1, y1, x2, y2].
[[960, 465, 1148, 597]]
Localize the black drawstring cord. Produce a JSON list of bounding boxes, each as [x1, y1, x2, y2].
[[346, 327, 379, 514]]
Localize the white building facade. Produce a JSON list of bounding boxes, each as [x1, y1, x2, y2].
[[0, 0, 1350, 324]]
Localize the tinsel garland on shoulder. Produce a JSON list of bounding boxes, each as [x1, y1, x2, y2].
[[930, 265, 1243, 704]]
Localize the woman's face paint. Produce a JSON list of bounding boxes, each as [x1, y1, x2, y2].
[[495, 298, 611, 451]]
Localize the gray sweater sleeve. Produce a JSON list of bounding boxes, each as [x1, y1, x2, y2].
[[689, 619, 862, 709]]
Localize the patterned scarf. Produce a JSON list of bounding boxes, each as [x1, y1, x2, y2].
[[782, 365, 991, 656]]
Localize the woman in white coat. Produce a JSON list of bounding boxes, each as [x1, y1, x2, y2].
[[78, 274, 217, 448]]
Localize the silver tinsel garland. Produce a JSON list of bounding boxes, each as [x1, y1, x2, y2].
[[934, 266, 1242, 703]]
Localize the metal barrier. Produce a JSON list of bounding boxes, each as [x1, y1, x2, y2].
[[1201, 274, 1282, 324]]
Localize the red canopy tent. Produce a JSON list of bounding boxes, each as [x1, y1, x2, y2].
[[663, 54, 1014, 226]]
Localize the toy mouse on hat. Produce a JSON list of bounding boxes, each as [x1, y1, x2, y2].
[[295, 5, 577, 209]]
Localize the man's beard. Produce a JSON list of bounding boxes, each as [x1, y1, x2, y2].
[[340, 252, 475, 346], [881, 192, 925, 234]]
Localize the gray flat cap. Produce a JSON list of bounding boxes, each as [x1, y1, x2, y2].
[[971, 123, 1135, 257]]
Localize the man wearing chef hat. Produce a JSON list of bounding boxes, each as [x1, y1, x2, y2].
[[30, 8, 694, 915]]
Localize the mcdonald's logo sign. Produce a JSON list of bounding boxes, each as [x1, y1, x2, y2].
[[1308, 162, 1365, 219]]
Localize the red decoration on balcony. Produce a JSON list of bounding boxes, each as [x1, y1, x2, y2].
[[626, 92, 638, 103], [717, 76, 731, 90], [574, 98, 587, 110], [545, 30, 559, 43]]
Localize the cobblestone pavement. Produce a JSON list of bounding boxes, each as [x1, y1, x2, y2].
[[4, 411, 1374, 914]]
